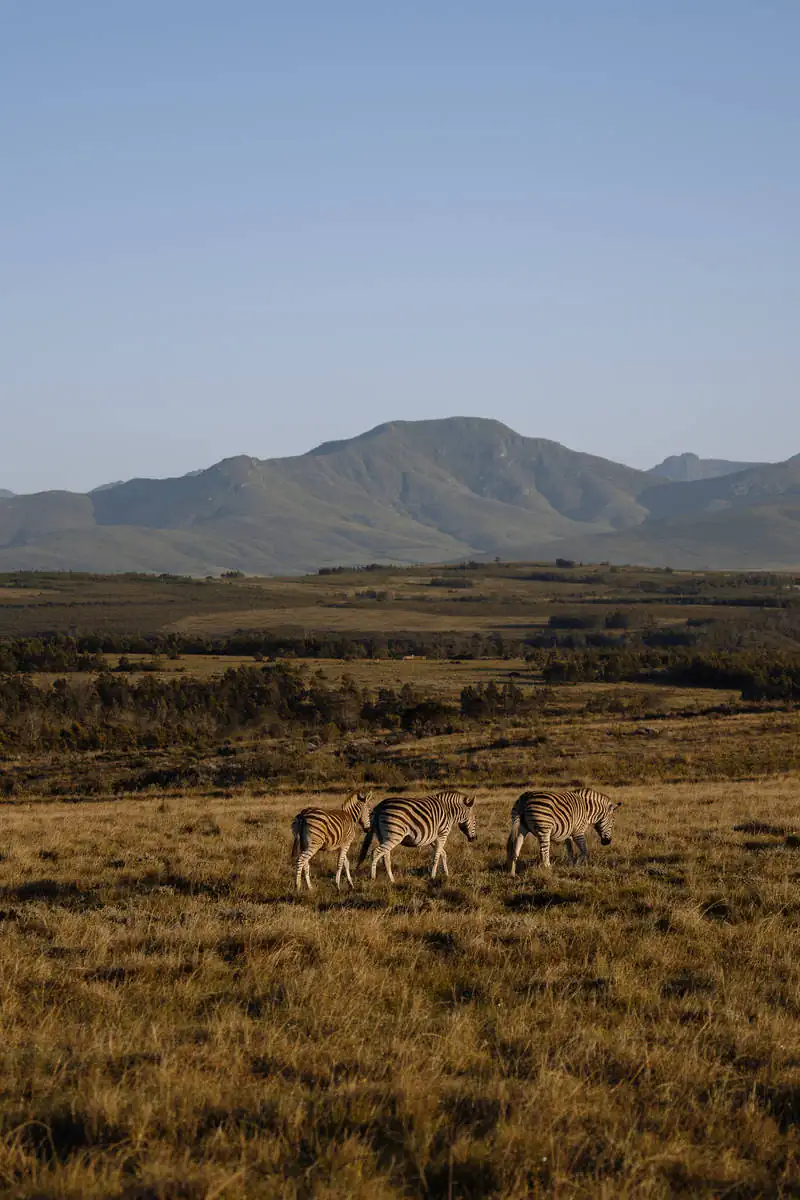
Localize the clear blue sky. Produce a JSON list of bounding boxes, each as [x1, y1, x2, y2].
[[2, 1, 798, 493]]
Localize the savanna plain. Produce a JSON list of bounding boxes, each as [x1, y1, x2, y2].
[[1, 563, 799, 1198]]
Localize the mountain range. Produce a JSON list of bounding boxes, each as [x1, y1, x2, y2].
[[0, 419, 797, 573]]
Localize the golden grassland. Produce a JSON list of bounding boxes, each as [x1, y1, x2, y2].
[[1, 780, 799, 1198]]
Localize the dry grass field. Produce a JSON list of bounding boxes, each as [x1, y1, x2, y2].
[[2, 565, 800, 1195], [1, 780, 799, 1198]]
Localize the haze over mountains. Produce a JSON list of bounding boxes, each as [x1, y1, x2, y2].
[[1, 418, 798, 574]]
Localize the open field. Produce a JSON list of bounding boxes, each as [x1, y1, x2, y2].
[[1, 566, 799, 1194], [1, 781, 799, 1198]]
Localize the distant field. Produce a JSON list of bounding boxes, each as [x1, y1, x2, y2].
[[99, 654, 743, 711], [167, 604, 549, 634], [1, 780, 798, 1197], [1, 562, 792, 638], [0, 587, 45, 600]]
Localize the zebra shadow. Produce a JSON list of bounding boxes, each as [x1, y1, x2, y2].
[[0, 879, 101, 909], [501, 857, 584, 877], [315, 895, 390, 912], [504, 891, 581, 911], [257, 892, 316, 906]]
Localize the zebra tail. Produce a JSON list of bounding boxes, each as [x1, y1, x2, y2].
[[291, 815, 304, 861], [357, 825, 374, 868], [506, 809, 521, 867]]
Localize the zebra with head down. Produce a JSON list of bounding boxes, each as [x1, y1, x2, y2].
[[507, 787, 620, 873], [358, 790, 477, 883]]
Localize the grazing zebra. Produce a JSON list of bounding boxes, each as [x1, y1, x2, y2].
[[291, 791, 373, 891], [357, 790, 477, 882], [507, 787, 621, 873]]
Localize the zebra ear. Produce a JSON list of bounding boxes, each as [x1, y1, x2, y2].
[[465, 795, 475, 808]]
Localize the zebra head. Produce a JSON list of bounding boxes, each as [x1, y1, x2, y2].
[[458, 795, 478, 842], [595, 799, 621, 846], [345, 790, 374, 831]]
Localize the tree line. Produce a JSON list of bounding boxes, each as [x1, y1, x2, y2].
[[1, 646, 799, 759]]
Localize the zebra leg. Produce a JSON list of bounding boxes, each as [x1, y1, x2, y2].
[[440, 847, 449, 877], [296, 851, 314, 889], [565, 838, 576, 866], [509, 833, 525, 876], [343, 852, 354, 889], [335, 848, 347, 890], [537, 833, 552, 869], [371, 845, 395, 882], [296, 851, 313, 890], [431, 841, 443, 879], [574, 834, 589, 865]]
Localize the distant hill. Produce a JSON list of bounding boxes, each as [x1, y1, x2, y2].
[[0, 489, 14, 499], [0, 418, 796, 573], [649, 452, 763, 482], [541, 497, 800, 570]]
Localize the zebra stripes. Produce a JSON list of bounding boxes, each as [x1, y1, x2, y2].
[[292, 791, 373, 890], [357, 790, 477, 882], [507, 787, 620, 873]]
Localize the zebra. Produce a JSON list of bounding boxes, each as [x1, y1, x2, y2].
[[357, 790, 477, 882], [291, 790, 373, 891], [507, 787, 620, 873]]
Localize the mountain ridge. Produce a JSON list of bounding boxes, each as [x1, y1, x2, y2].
[[0, 418, 797, 573]]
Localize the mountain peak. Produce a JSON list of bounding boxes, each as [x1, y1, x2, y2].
[[308, 415, 516, 458]]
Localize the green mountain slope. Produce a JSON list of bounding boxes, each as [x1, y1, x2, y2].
[[0, 419, 797, 573]]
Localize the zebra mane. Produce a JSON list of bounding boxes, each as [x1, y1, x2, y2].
[[342, 790, 372, 815]]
